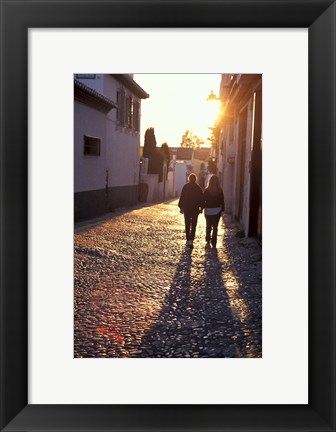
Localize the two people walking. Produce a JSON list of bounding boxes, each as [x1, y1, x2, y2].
[[178, 173, 225, 248]]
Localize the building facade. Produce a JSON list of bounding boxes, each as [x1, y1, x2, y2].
[[166, 147, 211, 194], [74, 74, 149, 221], [216, 74, 262, 241]]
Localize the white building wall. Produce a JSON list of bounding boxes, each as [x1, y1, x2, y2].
[[218, 74, 262, 238], [76, 75, 142, 190], [167, 171, 174, 198], [75, 74, 104, 94], [106, 120, 140, 187], [175, 162, 188, 197], [103, 75, 119, 105], [104, 75, 141, 188], [74, 101, 107, 193], [140, 174, 159, 202]]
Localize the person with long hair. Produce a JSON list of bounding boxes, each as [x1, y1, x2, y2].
[[203, 175, 225, 248], [178, 173, 204, 248]]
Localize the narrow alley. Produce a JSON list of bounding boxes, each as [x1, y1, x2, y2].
[[74, 199, 262, 358]]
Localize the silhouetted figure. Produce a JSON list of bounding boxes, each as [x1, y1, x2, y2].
[[203, 175, 225, 248], [198, 170, 206, 190], [178, 173, 204, 247]]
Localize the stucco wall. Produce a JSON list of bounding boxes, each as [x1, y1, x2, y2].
[[75, 74, 104, 94], [103, 75, 119, 106], [218, 74, 262, 238], [106, 120, 140, 188], [74, 74, 144, 221], [74, 101, 107, 193], [140, 174, 160, 202], [167, 171, 174, 197], [175, 163, 188, 197], [104, 75, 141, 188], [75, 75, 142, 192]]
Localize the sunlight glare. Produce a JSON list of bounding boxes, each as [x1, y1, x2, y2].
[[135, 74, 222, 147]]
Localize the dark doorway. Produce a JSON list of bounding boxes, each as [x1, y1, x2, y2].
[[237, 108, 248, 222], [249, 90, 262, 241]]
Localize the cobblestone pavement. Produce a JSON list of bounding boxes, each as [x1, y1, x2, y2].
[[74, 199, 262, 358]]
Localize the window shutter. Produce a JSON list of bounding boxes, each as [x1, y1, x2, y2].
[[134, 100, 140, 132], [126, 96, 133, 128], [117, 90, 125, 125]]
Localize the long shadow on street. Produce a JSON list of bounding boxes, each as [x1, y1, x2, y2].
[[136, 246, 248, 358], [220, 216, 262, 357]]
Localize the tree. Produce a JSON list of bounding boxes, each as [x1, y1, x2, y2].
[[142, 128, 166, 182], [160, 143, 171, 180], [161, 142, 171, 166], [143, 127, 157, 158], [180, 129, 204, 148], [208, 123, 221, 151], [147, 149, 165, 182]]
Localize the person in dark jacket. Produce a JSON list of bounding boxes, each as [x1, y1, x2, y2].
[[203, 175, 225, 248], [178, 173, 204, 247]]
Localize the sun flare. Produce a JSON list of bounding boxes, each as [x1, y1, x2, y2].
[[135, 74, 221, 147]]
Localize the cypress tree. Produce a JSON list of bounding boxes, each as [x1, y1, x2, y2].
[[143, 127, 157, 158], [160, 143, 171, 180]]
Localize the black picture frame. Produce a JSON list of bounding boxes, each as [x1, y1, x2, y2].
[[1, 1, 335, 431]]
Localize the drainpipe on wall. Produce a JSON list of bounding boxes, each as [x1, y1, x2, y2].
[[105, 169, 109, 195]]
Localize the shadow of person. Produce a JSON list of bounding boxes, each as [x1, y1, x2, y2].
[[137, 246, 247, 358], [201, 247, 248, 357], [219, 215, 262, 357], [137, 249, 192, 357]]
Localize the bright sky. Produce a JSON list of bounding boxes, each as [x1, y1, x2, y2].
[[134, 74, 221, 148]]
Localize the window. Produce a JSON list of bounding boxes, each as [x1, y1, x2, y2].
[[117, 90, 139, 131], [84, 135, 101, 156], [126, 95, 133, 128], [133, 100, 140, 132], [117, 90, 125, 125]]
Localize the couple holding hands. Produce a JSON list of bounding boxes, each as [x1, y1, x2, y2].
[[178, 173, 225, 248]]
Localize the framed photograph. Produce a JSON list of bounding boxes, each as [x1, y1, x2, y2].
[[73, 72, 263, 362], [1, 1, 335, 431]]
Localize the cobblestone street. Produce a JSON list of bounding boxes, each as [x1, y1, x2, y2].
[[74, 199, 262, 358]]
